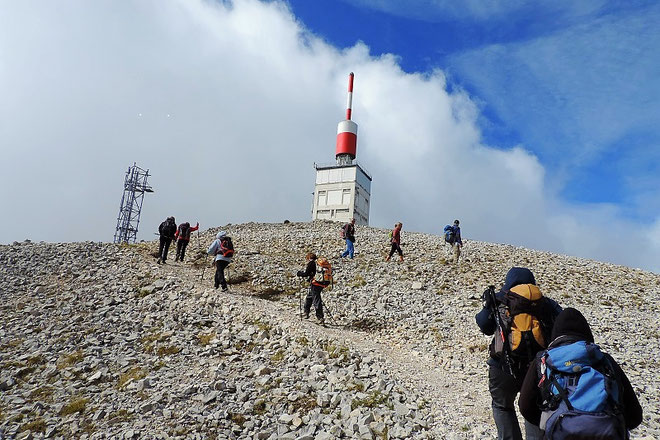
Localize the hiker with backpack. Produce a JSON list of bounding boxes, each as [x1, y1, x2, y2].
[[296, 252, 331, 325], [475, 267, 562, 440], [207, 230, 234, 292], [174, 221, 199, 262], [157, 216, 177, 264], [340, 218, 356, 259], [385, 222, 403, 262], [443, 219, 463, 263], [518, 307, 642, 439]]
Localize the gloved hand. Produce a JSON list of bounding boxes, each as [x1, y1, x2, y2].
[[296, 271, 304, 277], [482, 287, 494, 310]]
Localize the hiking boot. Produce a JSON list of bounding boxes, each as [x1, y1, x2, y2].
[[157, 258, 162, 264], [303, 313, 309, 319], [221, 287, 228, 292]]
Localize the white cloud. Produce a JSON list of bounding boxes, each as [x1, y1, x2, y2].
[[0, 0, 657, 272]]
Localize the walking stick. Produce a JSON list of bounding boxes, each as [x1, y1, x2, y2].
[[226, 264, 231, 293], [201, 256, 209, 281], [321, 298, 336, 326]]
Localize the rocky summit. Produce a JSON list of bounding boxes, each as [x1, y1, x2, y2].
[[1, 221, 659, 440]]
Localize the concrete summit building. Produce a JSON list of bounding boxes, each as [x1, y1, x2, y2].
[[311, 73, 372, 226]]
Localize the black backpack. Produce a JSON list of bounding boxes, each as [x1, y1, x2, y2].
[[159, 221, 168, 235], [491, 284, 553, 377], [178, 223, 190, 240]]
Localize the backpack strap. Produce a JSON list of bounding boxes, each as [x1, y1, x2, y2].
[[548, 374, 574, 411]]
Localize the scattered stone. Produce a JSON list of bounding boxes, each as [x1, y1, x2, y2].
[[0, 222, 656, 439]]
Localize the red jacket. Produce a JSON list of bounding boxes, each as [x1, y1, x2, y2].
[[175, 223, 199, 241], [391, 226, 401, 245]]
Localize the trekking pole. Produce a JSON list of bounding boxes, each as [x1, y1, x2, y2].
[[321, 298, 336, 326], [226, 264, 231, 292], [200, 256, 208, 281], [487, 285, 515, 377], [299, 287, 303, 321]]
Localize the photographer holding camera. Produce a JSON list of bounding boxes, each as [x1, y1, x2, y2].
[[475, 267, 562, 440]]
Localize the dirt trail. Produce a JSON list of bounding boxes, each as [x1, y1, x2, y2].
[[168, 258, 495, 436]]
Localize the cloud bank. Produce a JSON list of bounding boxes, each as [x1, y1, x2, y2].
[[0, 0, 658, 272]]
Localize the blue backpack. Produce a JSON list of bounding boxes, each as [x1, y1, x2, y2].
[[538, 341, 627, 439], [443, 225, 455, 244]]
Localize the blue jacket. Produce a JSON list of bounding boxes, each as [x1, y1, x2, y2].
[[452, 226, 462, 245]]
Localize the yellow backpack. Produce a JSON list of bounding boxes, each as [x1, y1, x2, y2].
[[493, 284, 550, 375]]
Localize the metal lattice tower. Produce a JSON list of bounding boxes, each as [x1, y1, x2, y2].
[[113, 163, 154, 244]]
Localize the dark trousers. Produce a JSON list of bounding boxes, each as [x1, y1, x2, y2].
[[388, 243, 403, 257], [175, 240, 189, 261], [304, 285, 324, 319], [158, 237, 172, 261], [214, 260, 229, 289], [488, 362, 543, 440]]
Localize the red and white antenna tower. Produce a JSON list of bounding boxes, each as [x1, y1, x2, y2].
[[335, 72, 358, 165]]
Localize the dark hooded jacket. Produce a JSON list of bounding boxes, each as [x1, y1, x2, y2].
[[518, 307, 643, 430], [475, 267, 562, 367], [158, 217, 177, 240]]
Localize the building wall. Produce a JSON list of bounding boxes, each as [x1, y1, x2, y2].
[[312, 166, 370, 225]]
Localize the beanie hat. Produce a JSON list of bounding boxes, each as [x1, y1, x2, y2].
[[501, 267, 536, 292], [550, 307, 594, 343]]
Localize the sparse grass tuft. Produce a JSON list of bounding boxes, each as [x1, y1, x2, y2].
[[117, 367, 147, 389], [15, 366, 37, 380], [291, 395, 317, 414], [29, 386, 54, 403], [60, 397, 89, 416], [0, 338, 25, 351], [350, 275, 367, 288], [19, 418, 46, 433], [26, 355, 46, 366], [466, 343, 488, 353], [156, 345, 181, 357], [230, 413, 246, 426], [321, 342, 349, 359], [296, 336, 309, 346], [351, 391, 390, 410], [253, 400, 266, 415], [347, 382, 365, 392], [250, 318, 272, 333], [270, 349, 285, 362], [57, 350, 84, 370], [197, 332, 216, 346], [108, 409, 132, 423], [141, 331, 170, 353]]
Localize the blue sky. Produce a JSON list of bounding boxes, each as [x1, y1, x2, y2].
[[287, 0, 660, 216], [1, 0, 658, 272]]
